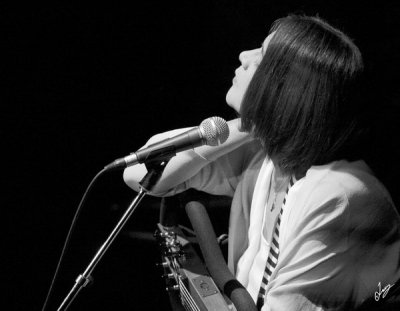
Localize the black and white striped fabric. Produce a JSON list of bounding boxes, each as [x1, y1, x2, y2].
[[256, 176, 295, 310]]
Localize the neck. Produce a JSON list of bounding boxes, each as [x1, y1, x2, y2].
[[271, 164, 289, 193], [271, 158, 307, 182]]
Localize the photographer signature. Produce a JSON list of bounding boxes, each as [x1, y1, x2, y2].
[[374, 282, 394, 301]]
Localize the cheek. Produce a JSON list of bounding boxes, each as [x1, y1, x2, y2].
[[241, 75, 253, 91], [238, 65, 257, 93], [236, 71, 255, 98]]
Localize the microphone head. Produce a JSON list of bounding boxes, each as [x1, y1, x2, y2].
[[199, 117, 230, 146]]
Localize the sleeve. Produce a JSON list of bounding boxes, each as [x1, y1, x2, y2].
[[123, 118, 256, 197], [262, 179, 400, 311], [146, 148, 248, 197]]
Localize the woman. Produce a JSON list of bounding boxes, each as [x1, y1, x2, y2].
[[124, 15, 400, 310]]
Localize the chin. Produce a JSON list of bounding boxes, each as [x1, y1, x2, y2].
[[226, 88, 242, 112]]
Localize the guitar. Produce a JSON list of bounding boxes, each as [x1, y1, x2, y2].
[[155, 223, 236, 311]]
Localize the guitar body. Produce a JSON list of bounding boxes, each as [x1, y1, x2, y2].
[[155, 223, 236, 311]]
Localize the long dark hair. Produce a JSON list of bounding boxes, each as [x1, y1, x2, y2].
[[240, 15, 365, 176]]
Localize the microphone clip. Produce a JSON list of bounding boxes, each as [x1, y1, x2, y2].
[[139, 156, 172, 192]]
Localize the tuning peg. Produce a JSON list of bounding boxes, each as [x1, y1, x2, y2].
[[165, 239, 179, 247], [155, 261, 169, 268], [161, 273, 175, 280], [166, 285, 179, 292]]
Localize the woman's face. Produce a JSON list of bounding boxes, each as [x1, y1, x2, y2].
[[226, 32, 275, 113]]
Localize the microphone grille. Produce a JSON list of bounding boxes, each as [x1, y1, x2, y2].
[[200, 117, 230, 146]]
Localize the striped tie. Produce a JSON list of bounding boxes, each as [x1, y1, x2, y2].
[[256, 176, 294, 310]]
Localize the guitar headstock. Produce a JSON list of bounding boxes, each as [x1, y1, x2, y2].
[[154, 224, 187, 292], [155, 223, 236, 311]]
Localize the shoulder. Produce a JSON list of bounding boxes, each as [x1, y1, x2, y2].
[[297, 160, 391, 202], [291, 160, 399, 227]]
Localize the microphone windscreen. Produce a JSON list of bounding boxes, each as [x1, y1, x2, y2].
[[200, 117, 229, 146]]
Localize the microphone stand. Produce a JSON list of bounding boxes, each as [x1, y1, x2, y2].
[[57, 158, 171, 311]]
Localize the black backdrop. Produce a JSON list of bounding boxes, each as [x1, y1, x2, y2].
[[4, 1, 400, 310]]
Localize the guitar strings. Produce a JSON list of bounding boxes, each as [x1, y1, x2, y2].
[[179, 278, 199, 311], [179, 277, 200, 311], [178, 278, 193, 311], [180, 287, 197, 311]]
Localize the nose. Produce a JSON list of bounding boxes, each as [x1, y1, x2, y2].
[[239, 48, 261, 69]]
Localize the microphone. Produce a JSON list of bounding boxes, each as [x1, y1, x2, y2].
[[105, 116, 229, 170]]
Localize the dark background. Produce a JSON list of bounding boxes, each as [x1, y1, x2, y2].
[[4, 1, 400, 310]]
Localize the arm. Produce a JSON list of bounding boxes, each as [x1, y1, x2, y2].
[[123, 118, 254, 196]]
